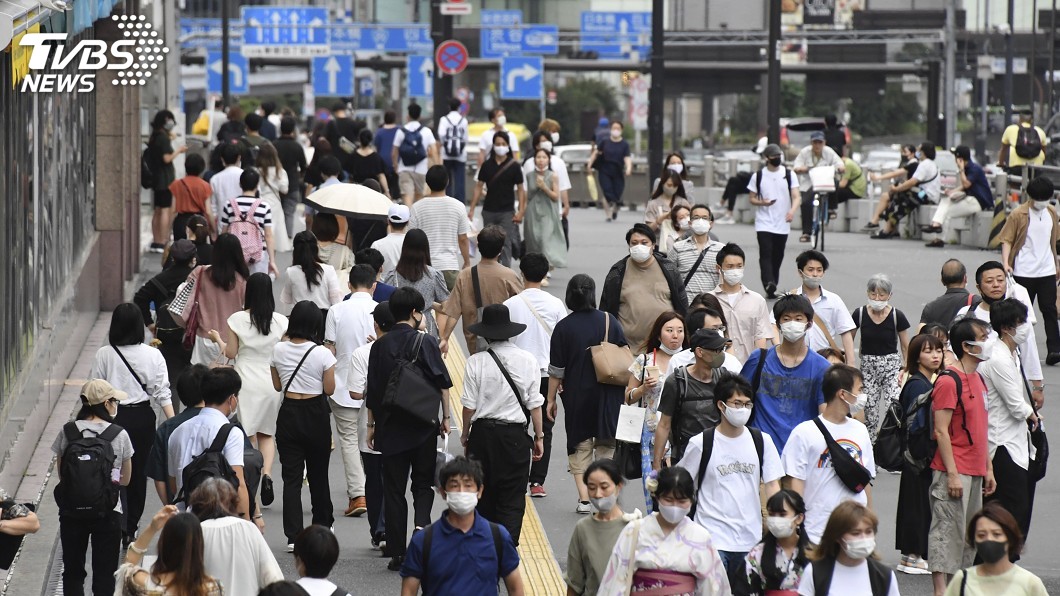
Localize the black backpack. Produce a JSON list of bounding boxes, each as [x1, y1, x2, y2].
[[398, 125, 428, 165], [903, 369, 975, 473], [688, 426, 764, 520], [54, 422, 123, 519], [140, 145, 156, 190], [754, 166, 796, 199], [1014, 126, 1044, 159], [150, 277, 181, 332], [442, 115, 467, 159], [174, 423, 241, 504], [813, 556, 892, 596]]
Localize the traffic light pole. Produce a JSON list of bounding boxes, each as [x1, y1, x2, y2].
[[430, 2, 454, 126], [766, 0, 781, 144], [220, 0, 230, 108], [647, 0, 664, 188]]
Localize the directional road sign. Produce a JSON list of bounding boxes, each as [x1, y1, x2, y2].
[[207, 52, 249, 95], [359, 77, 375, 97], [521, 25, 559, 55], [330, 24, 432, 53], [481, 9, 522, 59], [407, 55, 433, 98], [312, 55, 354, 97], [500, 56, 543, 100], [580, 11, 651, 57], [241, 6, 329, 57], [435, 40, 469, 75]]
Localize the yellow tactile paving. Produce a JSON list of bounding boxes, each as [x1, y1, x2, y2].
[[442, 345, 567, 596]]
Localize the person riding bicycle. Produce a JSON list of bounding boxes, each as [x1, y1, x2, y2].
[[793, 132, 844, 244]]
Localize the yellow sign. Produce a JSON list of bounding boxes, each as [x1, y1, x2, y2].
[[10, 24, 39, 89]]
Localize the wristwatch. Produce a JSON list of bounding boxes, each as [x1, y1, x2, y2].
[[535, 433, 545, 439], [366, 422, 376, 428]]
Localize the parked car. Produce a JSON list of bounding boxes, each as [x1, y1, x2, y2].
[[861, 147, 902, 174], [779, 117, 851, 160]]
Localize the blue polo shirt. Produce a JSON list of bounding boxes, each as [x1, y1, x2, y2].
[[964, 161, 993, 210], [741, 347, 829, 454], [400, 512, 520, 595]]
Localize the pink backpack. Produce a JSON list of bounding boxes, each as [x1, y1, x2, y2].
[[228, 198, 264, 264]]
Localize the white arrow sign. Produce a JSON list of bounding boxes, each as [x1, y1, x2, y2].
[[210, 59, 243, 88], [505, 63, 540, 93], [420, 57, 433, 95], [324, 56, 342, 94]]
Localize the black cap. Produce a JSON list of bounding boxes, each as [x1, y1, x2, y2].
[[951, 146, 971, 161], [690, 329, 731, 351]]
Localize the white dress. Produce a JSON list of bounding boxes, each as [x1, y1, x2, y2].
[[228, 310, 289, 436], [259, 168, 291, 253]]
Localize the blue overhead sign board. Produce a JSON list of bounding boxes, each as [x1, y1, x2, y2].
[[180, 18, 234, 50], [330, 24, 432, 53], [521, 25, 559, 55], [500, 56, 543, 100], [579, 11, 651, 57], [481, 10, 522, 58], [207, 51, 249, 95], [241, 6, 329, 57], [407, 55, 433, 98], [312, 56, 354, 97]]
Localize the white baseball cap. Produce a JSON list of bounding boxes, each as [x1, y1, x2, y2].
[[388, 204, 410, 224]]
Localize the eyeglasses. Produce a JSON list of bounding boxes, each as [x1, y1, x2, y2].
[[706, 325, 726, 333], [726, 402, 754, 410], [107, 398, 119, 406]]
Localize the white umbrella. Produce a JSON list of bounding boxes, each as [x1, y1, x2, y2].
[[303, 183, 392, 220]]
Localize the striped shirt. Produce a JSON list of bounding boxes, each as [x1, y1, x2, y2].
[[667, 237, 724, 296], [221, 195, 273, 230], [409, 195, 471, 271]]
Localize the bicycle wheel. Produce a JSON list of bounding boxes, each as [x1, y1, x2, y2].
[[812, 193, 823, 250], [817, 192, 828, 251]]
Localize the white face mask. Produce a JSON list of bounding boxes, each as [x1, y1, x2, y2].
[[495, 115, 507, 127], [966, 337, 996, 361], [722, 268, 744, 286], [589, 494, 617, 513], [844, 391, 868, 416], [1032, 200, 1049, 211], [629, 245, 652, 263], [445, 491, 478, 515], [550, 132, 560, 144], [842, 536, 877, 560], [780, 321, 808, 343], [690, 219, 711, 236], [611, 129, 623, 140], [662, 185, 677, 197], [766, 516, 796, 539], [493, 145, 510, 156], [868, 299, 889, 311], [668, 163, 684, 174], [677, 218, 690, 230], [1011, 322, 1032, 345], [539, 141, 553, 152], [658, 343, 681, 356], [722, 404, 753, 428], [659, 504, 690, 524], [802, 274, 824, 289]]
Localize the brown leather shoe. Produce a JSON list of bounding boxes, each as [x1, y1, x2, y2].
[[344, 496, 367, 517]]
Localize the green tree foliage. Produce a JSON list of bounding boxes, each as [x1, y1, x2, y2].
[[847, 84, 923, 137], [542, 78, 620, 142]]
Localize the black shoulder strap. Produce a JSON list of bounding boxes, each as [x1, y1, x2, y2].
[[813, 557, 835, 596], [939, 369, 973, 445], [283, 344, 318, 395], [62, 421, 82, 444], [421, 523, 435, 579], [695, 427, 716, 499], [207, 423, 236, 454], [866, 558, 893, 596], [471, 265, 483, 308], [755, 168, 763, 194], [682, 245, 711, 289], [486, 348, 531, 427], [98, 423, 123, 443], [150, 277, 174, 300], [489, 521, 504, 579], [959, 568, 969, 596], [812, 417, 839, 450], [111, 344, 148, 392], [330, 588, 351, 596], [751, 348, 769, 394], [749, 427, 765, 479]]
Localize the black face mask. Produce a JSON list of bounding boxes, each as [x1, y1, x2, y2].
[[768, 156, 782, 167], [981, 292, 1002, 306], [975, 540, 1007, 564]]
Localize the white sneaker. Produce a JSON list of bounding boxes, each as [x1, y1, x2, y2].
[[286, 543, 295, 553], [576, 501, 591, 514], [715, 215, 736, 225]]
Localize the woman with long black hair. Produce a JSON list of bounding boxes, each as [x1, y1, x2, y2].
[[746, 489, 812, 594], [91, 303, 174, 547], [382, 228, 449, 338], [179, 234, 249, 367], [117, 506, 222, 595], [282, 231, 345, 320]]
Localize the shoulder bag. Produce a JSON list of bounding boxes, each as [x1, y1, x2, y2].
[[589, 312, 633, 386], [812, 417, 872, 494], [381, 333, 443, 426], [283, 344, 317, 396], [1018, 357, 1049, 482]]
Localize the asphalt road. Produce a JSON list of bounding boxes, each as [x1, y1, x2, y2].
[[138, 204, 1060, 595]]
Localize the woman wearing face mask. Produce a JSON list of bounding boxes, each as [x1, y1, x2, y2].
[[566, 459, 641, 596], [146, 110, 188, 253], [797, 501, 899, 595], [526, 129, 573, 247], [850, 274, 910, 442], [587, 121, 633, 222], [894, 333, 945, 576], [597, 467, 730, 595], [469, 131, 527, 267], [746, 489, 811, 595], [659, 204, 692, 254], [625, 312, 687, 508], [523, 148, 568, 269], [650, 153, 696, 202], [645, 170, 692, 232], [943, 503, 1047, 595]]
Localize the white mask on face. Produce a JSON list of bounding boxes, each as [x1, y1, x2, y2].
[[766, 516, 796, 538], [495, 115, 507, 127], [868, 299, 889, 311], [1032, 200, 1049, 211], [1011, 322, 1032, 345], [677, 218, 691, 230], [611, 129, 623, 140], [445, 491, 478, 515], [845, 391, 868, 416], [668, 163, 684, 174], [842, 536, 877, 560], [658, 343, 681, 356], [540, 141, 553, 152], [589, 494, 617, 513], [966, 337, 997, 361], [780, 321, 808, 343], [722, 404, 753, 428], [662, 185, 677, 197], [493, 145, 510, 156], [659, 504, 690, 524], [550, 132, 560, 144], [629, 245, 652, 263], [722, 268, 744, 286], [690, 219, 711, 236]]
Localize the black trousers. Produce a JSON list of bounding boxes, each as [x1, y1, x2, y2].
[[529, 377, 554, 485], [1013, 275, 1060, 354], [113, 403, 155, 537], [985, 446, 1035, 542], [757, 231, 787, 290], [362, 451, 386, 541], [381, 436, 436, 557], [801, 190, 836, 234], [155, 329, 191, 412], [467, 420, 532, 546], [275, 396, 334, 542], [723, 172, 752, 212], [171, 212, 201, 241], [60, 511, 122, 596]]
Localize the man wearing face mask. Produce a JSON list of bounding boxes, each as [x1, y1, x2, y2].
[[792, 131, 844, 243], [978, 299, 1040, 540], [781, 364, 875, 544], [747, 144, 800, 299], [709, 243, 772, 362], [926, 317, 995, 594], [677, 376, 783, 593], [400, 457, 524, 596], [600, 224, 689, 355], [997, 176, 1060, 366], [587, 121, 633, 222], [477, 108, 520, 168], [668, 204, 725, 296], [777, 250, 857, 367]]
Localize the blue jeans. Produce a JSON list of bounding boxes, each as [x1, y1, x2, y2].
[[444, 159, 467, 204], [719, 550, 750, 595]]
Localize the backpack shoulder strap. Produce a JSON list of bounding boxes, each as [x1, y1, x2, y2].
[[490, 521, 504, 579], [246, 198, 263, 223], [695, 428, 716, 499], [229, 198, 243, 219], [755, 168, 763, 194], [866, 558, 893, 596], [207, 423, 236, 453], [421, 523, 435, 579], [812, 557, 835, 596], [62, 421, 82, 444], [98, 423, 123, 443], [749, 427, 765, 479]]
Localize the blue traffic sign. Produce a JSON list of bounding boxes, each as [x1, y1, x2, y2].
[[312, 56, 354, 97], [407, 55, 433, 98], [359, 77, 375, 97], [500, 56, 542, 100], [481, 9, 522, 59], [521, 25, 559, 55], [331, 25, 432, 53], [241, 6, 329, 57], [580, 11, 651, 57], [206, 52, 249, 95]]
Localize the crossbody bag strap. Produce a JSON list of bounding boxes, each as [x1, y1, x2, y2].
[[111, 344, 147, 392], [519, 294, 553, 335], [486, 348, 531, 427], [603, 311, 610, 343], [682, 244, 711, 289], [471, 266, 483, 308], [283, 344, 318, 396], [811, 312, 841, 352], [487, 158, 517, 187]]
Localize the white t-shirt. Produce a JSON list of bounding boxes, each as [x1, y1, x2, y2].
[[747, 167, 798, 235], [1013, 208, 1056, 278], [665, 349, 743, 376], [437, 111, 468, 163], [798, 561, 900, 596], [504, 289, 568, 375], [281, 264, 345, 308], [409, 196, 471, 271], [200, 516, 285, 596], [393, 122, 437, 174], [912, 159, 940, 203], [271, 342, 338, 395], [91, 344, 172, 408], [371, 232, 406, 276], [347, 342, 380, 454], [781, 415, 875, 543], [324, 292, 377, 405], [51, 420, 134, 513], [522, 156, 573, 192], [479, 128, 520, 158], [209, 166, 243, 227], [677, 428, 783, 552]]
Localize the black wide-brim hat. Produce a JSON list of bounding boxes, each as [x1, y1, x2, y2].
[[467, 304, 527, 340]]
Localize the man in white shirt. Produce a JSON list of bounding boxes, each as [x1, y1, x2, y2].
[[503, 253, 567, 498], [792, 131, 844, 243], [436, 98, 469, 203], [747, 143, 800, 299], [460, 304, 545, 545], [294, 525, 352, 596], [391, 103, 438, 206], [709, 243, 773, 362], [477, 108, 520, 167], [678, 375, 782, 592], [323, 265, 377, 518], [774, 250, 856, 366], [209, 143, 244, 231], [409, 165, 472, 290], [168, 368, 250, 521], [782, 364, 875, 544], [371, 205, 410, 277]]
